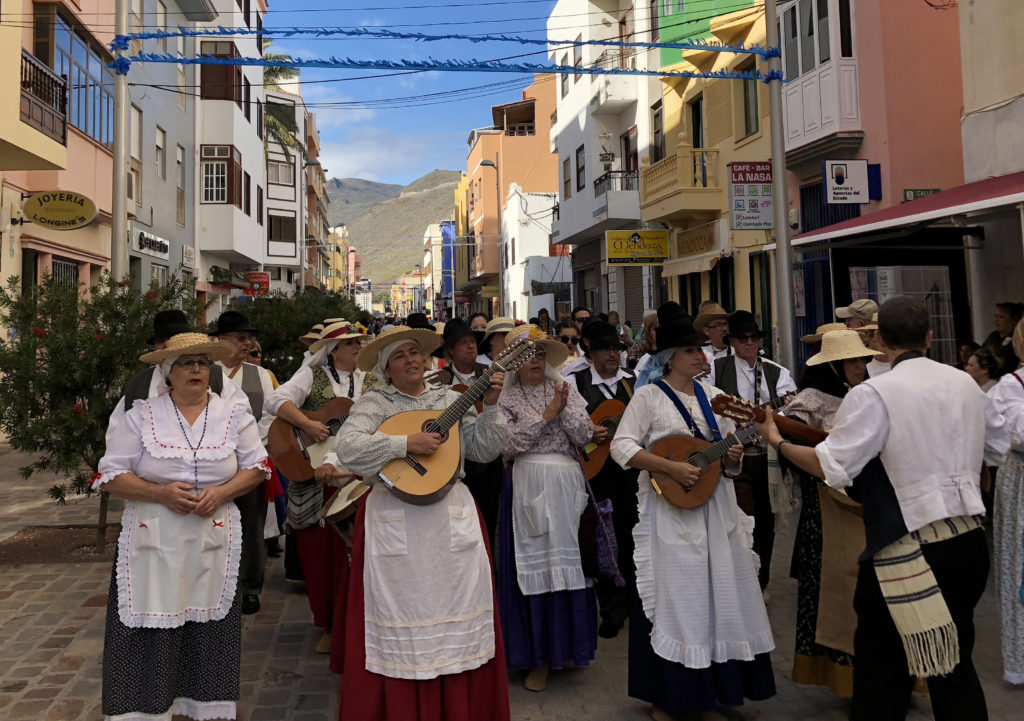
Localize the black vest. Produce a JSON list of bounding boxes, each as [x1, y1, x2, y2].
[[123, 364, 225, 412], [569, 367, 635, 414], [713, 355, 782, 403]]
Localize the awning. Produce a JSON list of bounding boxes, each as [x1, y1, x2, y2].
[[661, 253, 720, 278], [775, 170, 1024, 250]]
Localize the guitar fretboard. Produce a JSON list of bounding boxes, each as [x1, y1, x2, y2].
[[688, 424, 759, 468]]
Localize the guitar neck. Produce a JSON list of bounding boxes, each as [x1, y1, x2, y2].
[[429, 366, 498, 433], [689, 425, 758, 467]]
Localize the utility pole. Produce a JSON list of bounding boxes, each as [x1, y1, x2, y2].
[[110, 0, 129, 280], [764, 0, 797, 370]]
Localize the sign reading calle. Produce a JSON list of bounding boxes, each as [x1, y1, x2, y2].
[[22, 191, 98, 231], [605, 230, 669, 265]]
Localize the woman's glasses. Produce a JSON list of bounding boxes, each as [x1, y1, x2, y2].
[[559, 335, 580, 345], [248, 350, 262, 359], [172, 358, 211, 370]]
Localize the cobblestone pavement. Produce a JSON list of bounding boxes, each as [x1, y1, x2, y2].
[[1, 439, 1023, 720]]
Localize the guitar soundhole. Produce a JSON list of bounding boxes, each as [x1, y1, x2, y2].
[[422, 419, 449, 443]]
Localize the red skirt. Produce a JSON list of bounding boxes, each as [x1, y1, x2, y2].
[[338, 498, 511, 721], [295, 519, 350, 636]]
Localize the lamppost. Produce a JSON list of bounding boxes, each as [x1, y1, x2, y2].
[[479, 158, 502, 316]]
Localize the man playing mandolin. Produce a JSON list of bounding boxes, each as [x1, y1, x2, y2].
[[335, 325, 512, 721]]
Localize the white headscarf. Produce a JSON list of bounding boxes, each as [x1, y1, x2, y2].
[[500, 350, 564, 397], [373, 339, 420, 383], [302, 339, 339, 372], [157, 353, 214, 390]]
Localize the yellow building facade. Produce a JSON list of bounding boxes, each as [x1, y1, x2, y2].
[[640, 7, 774, 321]]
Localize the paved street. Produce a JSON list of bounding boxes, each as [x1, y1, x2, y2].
[[1, 438, 1022, 720]]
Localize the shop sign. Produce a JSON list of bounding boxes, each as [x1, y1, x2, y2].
[[902, 188, 940, 202], [824, 159, 870, 204], [245, 272, 270, 297], [454, 292, 470, 304], [182, 245, 195, 270], [677, 223, 716, 258], [481, 285, 499, 298], [605, 230, 669, 265], [22, 191, 98, 231], [728, 162, 773, 230], [134, 230, 170, 260]]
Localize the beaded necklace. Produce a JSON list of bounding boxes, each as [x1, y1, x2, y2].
[[171, 393, 210, 497]]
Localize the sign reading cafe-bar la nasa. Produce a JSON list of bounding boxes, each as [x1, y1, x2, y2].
[[606, 230, 669, 265], [729, 162, 773, 230]]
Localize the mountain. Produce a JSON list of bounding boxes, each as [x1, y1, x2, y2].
[[326, 171, 462, 286]]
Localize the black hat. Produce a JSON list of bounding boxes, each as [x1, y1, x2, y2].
[[654, 315, 701, 353], [656, 301, 686, 326], [727, 310, 764, 340], [406, 312, 432, 330], [584, 320, 625, 357], [209, 310, 257, 336], [148, 309, 189, 345], [433, 318, 482, 358]]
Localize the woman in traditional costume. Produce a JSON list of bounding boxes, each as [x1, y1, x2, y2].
[[610, 315, 775, 721], [496, 324, 598, 692], [93, 333, 270, 721]]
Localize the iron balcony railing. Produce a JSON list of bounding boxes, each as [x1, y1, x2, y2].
[[20, 49, 68, 145], [593, 170, 639, 198]]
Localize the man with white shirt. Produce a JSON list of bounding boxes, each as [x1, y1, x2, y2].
[[209, 310, 278, 615], [708, 310, 796, 590], [567, 321, 639, 639], [758, 296, 1008, 721]]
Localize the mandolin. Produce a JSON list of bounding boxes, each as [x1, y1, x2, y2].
[[577, 399, 628, 479], [375, 340, 536, 505], [267, 397, 354, 480], [710, 394, 828, 445], [650, 424, 760, 509]]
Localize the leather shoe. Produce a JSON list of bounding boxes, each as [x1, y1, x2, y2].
[[598, 620, 622, 639], [241, 594, 261, 615]]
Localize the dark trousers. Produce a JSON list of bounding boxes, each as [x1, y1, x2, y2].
[[850, 528, 989, 721], [733, 453, 774, 590], [590, 464, 640, 628], [462, 458, 503, 549], [234, 481, 267, 596]]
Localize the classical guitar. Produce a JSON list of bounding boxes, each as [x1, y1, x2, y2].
[[577, 399, 627, 480], [267, 396, 354, 480], [709, 394, 828, 445], [650, 424, 760, 509], [376, 340, 537, 505]]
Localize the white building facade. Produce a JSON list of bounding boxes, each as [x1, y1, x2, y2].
[[501, 183, 571, 321], [264, 87, 305, 293]]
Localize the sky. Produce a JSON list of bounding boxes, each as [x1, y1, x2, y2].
[[264, 0, 565, 186]]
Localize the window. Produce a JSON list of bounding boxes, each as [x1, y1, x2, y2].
[[783, 7, 799, 80], [619, 11, 635, 69], [269, 214, 297, 246], [129, 105, 142, 205], [155, 127, 166, 179], [130, 105, 142, 160], [257, 186, 264, 226], [257, 14, 264, 53], [243, 172, 251, 215], [39, 12, 115, 147], [176, 145, 185, 226], [817, 0, 831, 64], [507, 122, 534, 136], [651, 101, 665, 163], [782, 0, 834, 80], [563, 158, 571, 200], [256, 99, 263, 139], [268, 160, 294, 185], [650, 0, 660, 41], [177, 68, 186, 110], [201, 145, 242, 207], [243, 78, 251, 121], [51, 258, 79, 286], [575, 145, 585, 192], [130, 0, 143, 54], [244, 0, 251, 28], [739, 60, 759, 137], [560, 54, 569, 97], [156, 2, 168, 52], [150, 264, 169, 287], [839, 0, 853, 57], [199, 41, 242, 105], [573, 35, 582, 83], [799, 0, 816, 75]]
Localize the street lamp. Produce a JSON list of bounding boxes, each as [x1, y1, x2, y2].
[[479, 158, 503, 315]]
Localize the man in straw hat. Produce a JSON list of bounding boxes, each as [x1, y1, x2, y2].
[[708, 310, 797, 593], [209, 309, 278, 615], [333, 326, 511, 720], [694, 301, 734, 364], [757, 296, 1009, 721]]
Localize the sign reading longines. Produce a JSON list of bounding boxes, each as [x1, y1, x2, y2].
[[605, 230, 669, 265], [22, 191, 98, 231]]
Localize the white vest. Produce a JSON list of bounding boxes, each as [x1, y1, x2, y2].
[[866, 356, 986, 532]]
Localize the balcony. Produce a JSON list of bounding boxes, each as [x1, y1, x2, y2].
[[589, 50, 636, 114], [640, 148, 725, 224], [594, 170, 638, 198], [20, 50, 67, 145]]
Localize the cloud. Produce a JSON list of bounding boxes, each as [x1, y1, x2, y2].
[[319, 127, 466, 184]]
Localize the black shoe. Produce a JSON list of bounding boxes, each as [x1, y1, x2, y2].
[[598, 620, 622, 639], [266, 538, 282, 557], [241, 594, 261, 615]]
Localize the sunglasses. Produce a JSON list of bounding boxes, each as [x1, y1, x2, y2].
[[732, 334, 761, 343], [573, 316, 590, 323], [559, 335, 580, 345], [248, 350, 262, 358]]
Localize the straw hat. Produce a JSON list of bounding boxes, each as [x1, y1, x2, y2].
[[139, 332, 232, 364], [356, 325, 442, 372], [299, 323, 324, 346], [805, 330, 883, 366], [505, 324, 567, 368], [479, 316, 517, 355], [693, 302, 732, 332], [800, 322, 847, 344], [309, 320, 371, 354]]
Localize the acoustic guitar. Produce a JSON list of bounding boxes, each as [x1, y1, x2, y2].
[[709, 394, 828, 445], [577, 399, 627, 480], [451, 384, 484, 413], [267, 396, 354, 480], [650, 424, 760, 509], [376, 339, 537, 505]]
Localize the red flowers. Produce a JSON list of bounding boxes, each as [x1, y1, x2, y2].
[[72, 403, 83, 415], [31, 327, 45, 337], [145, 290, 159, 300], [94, 332, 103, 342]]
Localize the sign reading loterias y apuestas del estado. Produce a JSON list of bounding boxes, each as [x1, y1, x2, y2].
[[22, 191, 98, 231]]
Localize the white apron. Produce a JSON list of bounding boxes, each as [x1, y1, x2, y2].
[[511, 452, 589, 595]]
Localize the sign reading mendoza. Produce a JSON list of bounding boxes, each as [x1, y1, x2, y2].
[[22, 191, 98, 231], [606, 230, 669, 265]]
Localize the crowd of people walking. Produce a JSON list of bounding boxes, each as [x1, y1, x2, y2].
[[89, 295, 1024, 721]]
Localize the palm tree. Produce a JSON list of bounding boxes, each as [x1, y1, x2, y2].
[[263, 39, 305, 162]]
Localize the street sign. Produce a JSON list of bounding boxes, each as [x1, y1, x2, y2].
[[902, 188, 940, 202], [245, 272, 270, 296], [824, 159, 870, 204], [605, 230, 669, 265], [728, 162, 774, 230]]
